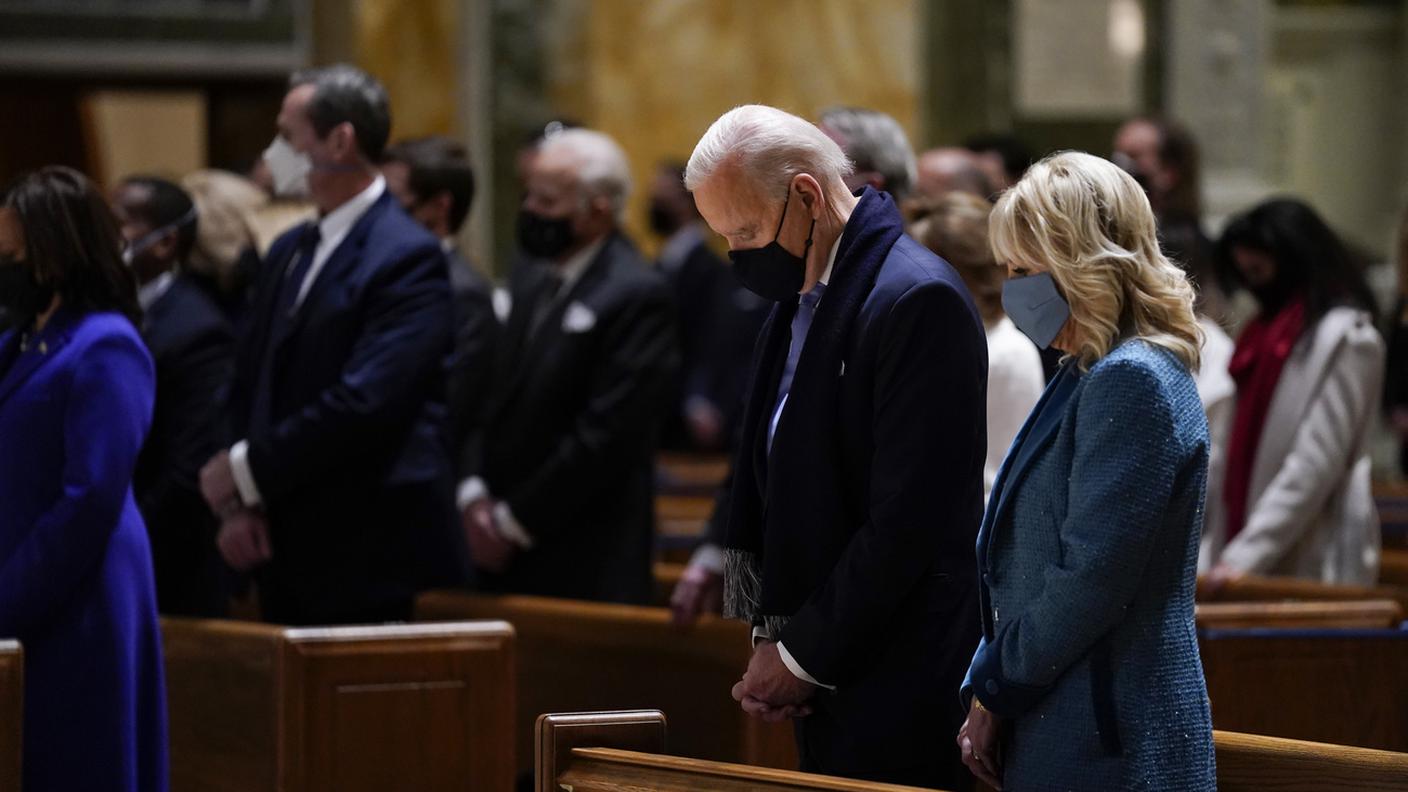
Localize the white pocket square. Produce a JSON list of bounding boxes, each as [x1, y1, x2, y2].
[[562, 302, 597, 333], [492, 288, 513, 323]]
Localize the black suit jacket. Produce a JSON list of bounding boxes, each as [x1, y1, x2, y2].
[[726, 190, 986, 785], [481, 233, 679, 603], [230, 192, 470, 624], [134, 275, 235, 616], [446, 248, 500, 477]]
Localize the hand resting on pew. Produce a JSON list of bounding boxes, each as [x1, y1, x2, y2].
[[733, 641, 816, 723]]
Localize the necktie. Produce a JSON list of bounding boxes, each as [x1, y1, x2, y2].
[[769, 282, 825, 450], [527, 270, 565, 341], [277, 224, 322, 318]]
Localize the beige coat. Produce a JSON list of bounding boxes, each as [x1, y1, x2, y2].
[[1203, 307, 1384, 585]]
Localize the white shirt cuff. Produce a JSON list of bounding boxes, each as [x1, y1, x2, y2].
[[456, 476, 489, 511], [492, 501, 534, 550], [751, 626, 770, 647], [230, 440, 263, 508], [778, 641, 835, 690], [688, 543, 726, 575]]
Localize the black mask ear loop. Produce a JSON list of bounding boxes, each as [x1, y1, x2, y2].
[[775, 187, 817, 264]]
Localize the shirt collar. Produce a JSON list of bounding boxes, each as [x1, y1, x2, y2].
[[818, 233, 841, 287], [318, 175, 386, 244], [137, 271, 176, 312], [658, 223, 704, 273], [555, 235, 608, 293]]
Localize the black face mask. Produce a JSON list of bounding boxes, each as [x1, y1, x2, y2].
[[648, 200, 676, 237], [517, 210, 576, 259], [0, 256, 53, 324], [728, 191, 813, 302]]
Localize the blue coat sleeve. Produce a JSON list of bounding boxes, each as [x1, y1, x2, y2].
[[967, 359, 1185, 717], [0, 331, 154, 636]]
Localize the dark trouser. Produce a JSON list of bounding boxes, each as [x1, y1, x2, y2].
[[794, 701, 974, 790]]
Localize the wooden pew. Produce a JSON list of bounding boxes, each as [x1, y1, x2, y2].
[[656, 453, 730, 496], [1194, 599, 1404, 630], [0, 641, 20, 791], [1197, 572, 1408, 612], [415, 592, 797, 782], [655, 493, 715, 563], [1379, 547, 1408, 587], [536, 710, 1408, 792], [1199, 626, 1408, 752], [652, 561, 686, 608], [163, 618, 515, 792]]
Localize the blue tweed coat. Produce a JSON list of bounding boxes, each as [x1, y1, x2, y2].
[[964, 339, 1216, 791]]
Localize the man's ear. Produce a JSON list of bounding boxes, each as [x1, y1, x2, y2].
[[793, 173, 824, 215], [330, 121, 358, 162]]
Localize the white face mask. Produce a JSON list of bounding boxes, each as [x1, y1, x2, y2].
[[263, 136, 312, 198]]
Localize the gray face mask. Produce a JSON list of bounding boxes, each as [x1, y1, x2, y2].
[[1001, 272, 1071, 349]]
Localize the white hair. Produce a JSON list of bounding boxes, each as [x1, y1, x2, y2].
[[537, 128, 633, 222], [818, 106, 917, 200], [684, 104, 854, 200]]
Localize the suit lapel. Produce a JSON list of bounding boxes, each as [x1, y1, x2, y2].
[[982, 363, 1081, 558], [0, 310, 78, 408], [274, 195, 389, 352]]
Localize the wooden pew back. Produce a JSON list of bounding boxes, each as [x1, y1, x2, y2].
[[0, 641, 19, 791], [1194, 599, 1404, 630], [536, 710, 1408, 792], [1197, 573, 1408, 612], [1199, 627, 1408, 752], [416, 592, 797, 780], [163, 618, 515, 792]]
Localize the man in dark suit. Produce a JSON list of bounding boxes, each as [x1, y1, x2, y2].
[[112, 176, 234, 617], [458, 127, 678, 604], [199, 64, 469, 625], [685, 105, 987, 788], [382, 136, 499, 478]]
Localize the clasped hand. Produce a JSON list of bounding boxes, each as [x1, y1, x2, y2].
[[731, 640, 816, 723]]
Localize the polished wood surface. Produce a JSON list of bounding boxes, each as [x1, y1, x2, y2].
[[655, 453, 730, 496], [537, 710, 1408, 792], [1380, 548, 1408, 587], [1200, 630, 1408, 751], [535, 710, 668, 792], [0, 641, 20, 791], [1214, 730, 1408, 791], [1195, 599, 1405, 629], [415, 592, 798, 779], [1198, 573, 1408, 612], [163, 618, 516, 792], [557, 748, 939, 792]]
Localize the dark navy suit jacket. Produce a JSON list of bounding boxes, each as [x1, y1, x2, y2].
[[135, 274, 235, 616], [0, 308, 168, 791], [230, 191, 470, 624], [726, 191, 987, 786]]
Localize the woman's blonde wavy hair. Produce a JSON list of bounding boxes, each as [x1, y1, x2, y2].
[[990, 151, 1202, 372]]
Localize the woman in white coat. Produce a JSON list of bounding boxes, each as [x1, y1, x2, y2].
[[1205, 198, 1384, 585]]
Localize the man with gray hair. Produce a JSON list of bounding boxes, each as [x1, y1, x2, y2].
[[199, 64, 470, 623], [817, 106, 918, 202], [460, 127, 679, 604], [687, 104, 985, 788]]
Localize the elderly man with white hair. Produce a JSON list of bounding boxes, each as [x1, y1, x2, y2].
[[460, 127, 679, 604], [687, 105, 986, 788]]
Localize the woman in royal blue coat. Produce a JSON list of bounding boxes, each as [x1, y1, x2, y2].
[[957, 152, 1216, 791], [0, 167, 168, 791]]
